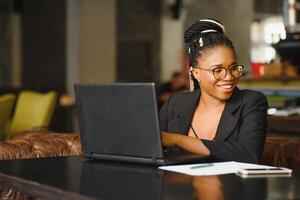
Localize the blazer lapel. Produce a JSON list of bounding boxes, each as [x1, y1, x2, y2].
[[169, 88, 241, 139], [215, 88, 242, 141], [176, 90, 200, 134]]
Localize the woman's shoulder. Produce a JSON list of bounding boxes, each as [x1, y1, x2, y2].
[[162, 90, 200, 111], [169, 90, 199, 103], [239, 88, 266, 99], [238, 88, 268, 107]]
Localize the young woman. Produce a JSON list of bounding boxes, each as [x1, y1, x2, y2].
[[160, 19, 268, 163]]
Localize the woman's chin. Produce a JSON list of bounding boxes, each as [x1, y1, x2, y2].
[[216, 91, 234, 101], [214, 85, 236, 100]]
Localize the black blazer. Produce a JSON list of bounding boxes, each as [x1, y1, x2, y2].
[[159, 88, 268, 163]]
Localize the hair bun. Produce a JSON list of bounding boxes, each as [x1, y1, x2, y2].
[[184, 19, 225, 44]]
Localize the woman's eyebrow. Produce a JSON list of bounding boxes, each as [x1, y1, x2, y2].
[[209, 61, 238, 68], [209, 64, 222, 68]]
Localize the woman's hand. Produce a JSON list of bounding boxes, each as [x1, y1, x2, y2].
[[161, 131, 180, 147]]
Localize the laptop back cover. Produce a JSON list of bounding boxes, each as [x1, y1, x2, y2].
[[74, 83, 164, 159]]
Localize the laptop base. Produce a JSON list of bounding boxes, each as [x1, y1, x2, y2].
[[84, 152, 212, 166]]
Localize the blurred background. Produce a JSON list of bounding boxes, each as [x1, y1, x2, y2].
[[0, 0, 299, 136]]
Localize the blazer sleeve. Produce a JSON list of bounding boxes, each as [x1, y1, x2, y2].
[[202, 92, 268, 163], [159, 95, 172, 132]]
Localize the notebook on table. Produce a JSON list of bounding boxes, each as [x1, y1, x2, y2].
[[74, 83, 211, 165]]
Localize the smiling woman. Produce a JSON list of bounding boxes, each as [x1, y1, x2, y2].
[[159, 19, 268, 163]]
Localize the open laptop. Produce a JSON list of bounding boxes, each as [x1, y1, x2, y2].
[[74, 83, 211, 165]]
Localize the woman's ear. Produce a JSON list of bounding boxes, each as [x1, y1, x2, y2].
[[191, 68, 200, 82]]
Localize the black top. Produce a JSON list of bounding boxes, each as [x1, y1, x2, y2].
[[159, 88, 268, 163]]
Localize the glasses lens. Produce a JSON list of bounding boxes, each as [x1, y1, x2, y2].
[[212, 67, 226, 80], [230, 65, 244, 78]]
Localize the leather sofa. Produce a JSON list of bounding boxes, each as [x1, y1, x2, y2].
[[261, 136, 300, 170], [0, 131, 81, 160], [0, 131, 299, 168]]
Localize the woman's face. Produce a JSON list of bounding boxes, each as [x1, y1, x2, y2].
[[192, 45, 239, 101]]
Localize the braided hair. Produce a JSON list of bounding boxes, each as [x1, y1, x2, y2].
[[184, 19, 235, 90]]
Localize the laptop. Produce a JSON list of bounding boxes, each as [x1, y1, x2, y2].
[[74, 83, 211, 165]]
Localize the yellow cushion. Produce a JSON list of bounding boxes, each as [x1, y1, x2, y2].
[[7, 91, 57, 137], [0, 94, 16, 140]]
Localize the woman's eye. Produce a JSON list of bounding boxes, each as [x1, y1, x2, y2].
[[213, 68, 223, 73], [231, 66, 238, 71]]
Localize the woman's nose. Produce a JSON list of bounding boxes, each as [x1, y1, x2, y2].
[[223, 69, 234, 80]]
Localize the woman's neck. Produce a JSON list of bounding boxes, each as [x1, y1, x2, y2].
[[199, 92, 226, 112]]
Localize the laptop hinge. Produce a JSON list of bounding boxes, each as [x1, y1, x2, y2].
[[153, 158, 165, 165], [84, 152, 93, 158], [86, 153, 165, 165]]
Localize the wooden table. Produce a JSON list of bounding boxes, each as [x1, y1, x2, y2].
[[0, 156, 299, 200]]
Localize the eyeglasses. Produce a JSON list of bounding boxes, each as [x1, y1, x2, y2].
[[197, 64, 244, 80]]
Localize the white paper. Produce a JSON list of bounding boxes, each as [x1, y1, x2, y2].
[[159, 161, 277, 176]]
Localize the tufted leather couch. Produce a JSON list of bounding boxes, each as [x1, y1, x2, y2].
[[0, 132, 299, 167], [0, 131, 81, 160], [0, 131, 299, 167], [261, 136, 300, 170]]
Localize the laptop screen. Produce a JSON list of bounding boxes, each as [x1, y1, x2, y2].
[[75, 83, 164, 159]]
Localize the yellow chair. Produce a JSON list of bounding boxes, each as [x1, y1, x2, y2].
[[0, 94, 16, 140], [7, 90, 57, 137]]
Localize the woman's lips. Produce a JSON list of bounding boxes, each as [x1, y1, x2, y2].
[[217, 83, 235, 92]]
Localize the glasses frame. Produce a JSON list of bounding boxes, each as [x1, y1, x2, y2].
[[197, 64, 244, 80]]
